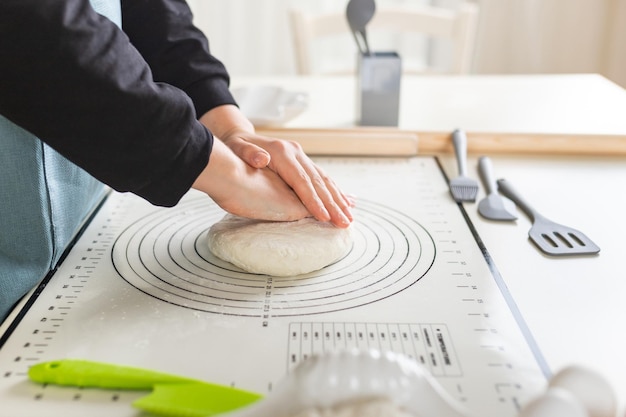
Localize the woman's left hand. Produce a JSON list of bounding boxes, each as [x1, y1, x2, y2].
[[221, 129, 354, 228], [199, 104, 354, 228]]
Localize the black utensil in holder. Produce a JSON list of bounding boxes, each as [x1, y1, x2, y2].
[[357, 51, 402, 127]]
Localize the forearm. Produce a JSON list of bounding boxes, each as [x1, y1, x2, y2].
[[0, 0, 212, 207], [199, 105, 255, 139]]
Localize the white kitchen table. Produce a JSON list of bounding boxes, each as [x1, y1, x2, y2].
[[234, 73, 626, 414], [1, 74, 624, 417]]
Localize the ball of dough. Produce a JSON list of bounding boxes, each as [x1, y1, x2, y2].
[[207, 215, 353, 276]]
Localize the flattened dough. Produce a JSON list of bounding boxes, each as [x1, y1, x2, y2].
[[207, 215, 353, 276]]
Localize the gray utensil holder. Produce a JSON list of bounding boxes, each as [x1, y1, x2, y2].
[[357, 51, 402, 127]]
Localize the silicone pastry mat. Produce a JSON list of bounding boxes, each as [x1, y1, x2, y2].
[[0, 156, 547, 417]]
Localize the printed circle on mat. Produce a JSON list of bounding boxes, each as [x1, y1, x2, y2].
[[111, 195, 436, 317]]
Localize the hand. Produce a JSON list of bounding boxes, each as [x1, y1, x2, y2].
[[192, 139, 309, 222], [199, 104, 354, 228], [221, 130, 354, 228]]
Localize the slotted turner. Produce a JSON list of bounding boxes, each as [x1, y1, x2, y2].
[[496, 179, 600, 256]]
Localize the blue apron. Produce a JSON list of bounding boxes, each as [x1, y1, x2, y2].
[[0, 0, 122, 321]]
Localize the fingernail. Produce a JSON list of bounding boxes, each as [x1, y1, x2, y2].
[[339, 212, 351, 226], [344, 207, 354, 221], [253, 152, 269, 167]]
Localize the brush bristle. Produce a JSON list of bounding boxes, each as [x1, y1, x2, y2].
[[450, 187, 478, 202], [449, 177, 479, 202]]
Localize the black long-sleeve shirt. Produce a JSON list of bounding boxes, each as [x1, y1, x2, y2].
[[0, 0, 236, 206]]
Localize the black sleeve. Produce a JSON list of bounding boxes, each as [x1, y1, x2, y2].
[[121, 0, 237, 118], [0, 0, 229, 207]]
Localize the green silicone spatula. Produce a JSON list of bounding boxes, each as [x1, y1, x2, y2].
[[28, 359, 262, 417]]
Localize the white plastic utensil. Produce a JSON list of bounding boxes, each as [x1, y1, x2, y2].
[[215, 354, 617, 417], [549, 366, 617, 417], [519, 388, 588, 417], [219, 349, 473, 417], [518, 365, 618, 417]]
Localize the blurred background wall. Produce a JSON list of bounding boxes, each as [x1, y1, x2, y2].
[[187, 0, 626, 88]]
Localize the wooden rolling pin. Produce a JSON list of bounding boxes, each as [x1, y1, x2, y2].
[[257, 127, 418, 156], [257, 127, 626, 156]]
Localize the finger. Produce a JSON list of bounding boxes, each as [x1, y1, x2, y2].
[[285, 157, 352, 228], [290, 164, 332, 223], [256, 140, 324, 219], [314, 164, 352, 211], [223, 136, 270, 168], [344, 193, 358, 208], [310, 164, 353, 227], [254, 138, 353, 227], [324, 172, 356, 210]]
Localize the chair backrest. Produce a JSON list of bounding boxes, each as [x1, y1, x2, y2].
[[289, 2, 479, 75]]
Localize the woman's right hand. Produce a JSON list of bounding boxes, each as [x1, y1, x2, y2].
[[192, 139, 310, 222]]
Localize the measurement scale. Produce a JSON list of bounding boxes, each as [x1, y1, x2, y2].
[[0, 156, 548, 417]]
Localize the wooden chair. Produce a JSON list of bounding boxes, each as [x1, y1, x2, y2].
[[289, 2, 479, 75]]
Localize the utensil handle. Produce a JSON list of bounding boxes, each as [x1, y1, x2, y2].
[[496, 179, 539, 221], [28, 359, 195, 390], [360, 29, 371, 55], [477, 156, 497, 194], [350, 30, 365, 54], [452, 129, 469, 176]]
